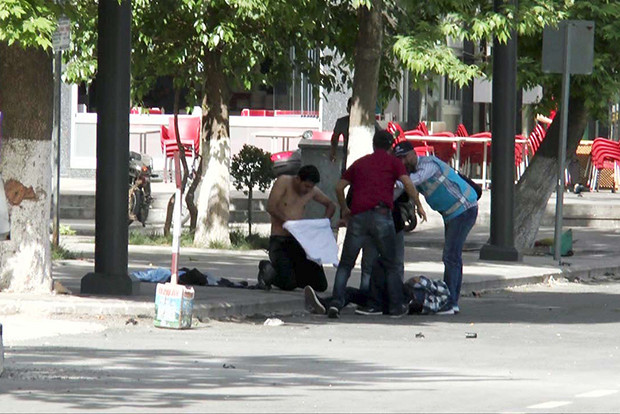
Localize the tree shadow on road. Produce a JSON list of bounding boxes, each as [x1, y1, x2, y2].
[[1, 346, 509, 410]]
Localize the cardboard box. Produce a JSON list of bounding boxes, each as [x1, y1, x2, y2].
[[154, 283, 194, 329]]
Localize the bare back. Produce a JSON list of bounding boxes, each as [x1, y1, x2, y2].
[[267, 175, 318, 236]]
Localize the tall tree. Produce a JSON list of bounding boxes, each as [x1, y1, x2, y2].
[[66, 0, 343, 247], [0, 0, 58, 291], [513, 0, 620, 248]]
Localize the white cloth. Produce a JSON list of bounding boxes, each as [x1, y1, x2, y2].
[[283, 218, 339, 266], [0, 174, 9, 238]]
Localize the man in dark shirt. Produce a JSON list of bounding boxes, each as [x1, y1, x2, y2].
[[329, 98, 381, 175], [327, 130, 426, 318]]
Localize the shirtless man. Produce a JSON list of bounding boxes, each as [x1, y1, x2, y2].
[[258, 165, 336, 291]]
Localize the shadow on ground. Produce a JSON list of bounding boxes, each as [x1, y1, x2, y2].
[[1, 347, 506, 410]]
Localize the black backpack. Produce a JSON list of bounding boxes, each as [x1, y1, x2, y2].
[[457, 172, 482, 200]]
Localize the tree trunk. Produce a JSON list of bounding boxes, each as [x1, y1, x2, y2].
[[347, 0, 383, 167], [514, 96, 588, 249], [194, 52, 231, 247], [0, 43, 54, 292]]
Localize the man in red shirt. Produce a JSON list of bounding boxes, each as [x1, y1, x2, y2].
[[328, 130, 426, 318]]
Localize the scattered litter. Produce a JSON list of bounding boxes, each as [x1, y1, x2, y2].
[[329, 339, 332, 342], [465, 332, 477, 339], [263, 318, 284, 326], [415, 332, 425, 339], [125, 318, 138, 325], [53, 281, 72, 295], [472, 291, 482, 298], [222, 364, 236, 369]]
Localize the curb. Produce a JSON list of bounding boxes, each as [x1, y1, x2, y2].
[[1, 262, 620, 321]]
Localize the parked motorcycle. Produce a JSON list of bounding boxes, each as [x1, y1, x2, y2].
[[128, 151, 155, 226]]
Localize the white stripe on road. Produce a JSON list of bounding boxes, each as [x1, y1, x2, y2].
[[527, 401, 573, 409], [576, 390, 618, 398]]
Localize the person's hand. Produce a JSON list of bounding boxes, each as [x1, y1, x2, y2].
[[339, 206, 351, 226], [416, 204, 427, 222]]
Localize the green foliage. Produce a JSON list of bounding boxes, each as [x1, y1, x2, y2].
[[51, 243, 78, 260], [518, 0, 620, 121], [59, 224, 76, 236], [128, 230, 195, 247], [230, 145, 274, 195], [0, 0, 59, 49]]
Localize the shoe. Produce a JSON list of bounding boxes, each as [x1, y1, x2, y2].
[[257, 260, 273, 290], [389, 305, 409, 319], [436, 307, 455, 315], [304, 286, 326, 315], [453, 305, 460, 314], [355, 306, 383, 316], [327, 306, 340, 319]]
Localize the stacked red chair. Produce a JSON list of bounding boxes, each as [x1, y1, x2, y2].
[[160, 116, 201, 182], [590, 137, 620, 191]]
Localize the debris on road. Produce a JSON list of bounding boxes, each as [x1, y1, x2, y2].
[[125, 318, 138, 325], [263, 318, 284, 326], [465, 332, 477, 339], [222, 364, 236, 369], [415, 332, 425, 339]]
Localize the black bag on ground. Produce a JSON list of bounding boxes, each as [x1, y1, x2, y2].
[[457, 172, 482, 200]]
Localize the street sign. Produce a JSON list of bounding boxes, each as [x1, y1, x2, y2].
[[52, 16, 71, 51], [541, 20, 595, 262], [542, 20, 595, 75]]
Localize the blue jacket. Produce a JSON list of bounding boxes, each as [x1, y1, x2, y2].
[[412, 156, 478, 222]]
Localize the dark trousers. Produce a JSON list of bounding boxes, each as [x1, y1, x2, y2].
[[269, 236, 328, 292], [330, 209, 404, 313]]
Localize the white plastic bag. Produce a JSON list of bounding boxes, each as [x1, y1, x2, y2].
[[0, 174, 9, 239]]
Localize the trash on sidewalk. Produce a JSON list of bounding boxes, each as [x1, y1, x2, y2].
[[125, 318, 138, 325], [52, 280, 72, 295], [415, 332, 425, 339], [154, 153, 194, 330], [465, 332, 477, 339], [263, 318, 284, 326], [222, 363, 236, 369]]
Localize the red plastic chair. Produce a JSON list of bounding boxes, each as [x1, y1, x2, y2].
[[161, 117, 201, 182], [387, 121, 405, 141], [590, 138, 620, 190]]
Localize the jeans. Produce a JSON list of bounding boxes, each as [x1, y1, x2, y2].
[[443, 206, 478, 307], [330, 209, 404, 313], [361, 230, 405, 289], [269, 236, 328, 292]]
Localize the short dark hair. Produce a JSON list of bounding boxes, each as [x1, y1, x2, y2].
[[373, 129, 394, 150], [297, 165, 320, 183]]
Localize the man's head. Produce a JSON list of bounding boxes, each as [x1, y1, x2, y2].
[[393, 141, 418, 171], [294, 165, 320, 194], [373, 130, 394, 151]]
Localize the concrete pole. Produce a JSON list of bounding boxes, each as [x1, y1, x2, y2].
[[479, 0, 522, 262], [81, 0, 139, 295]]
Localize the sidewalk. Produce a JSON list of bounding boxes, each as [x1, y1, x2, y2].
[[2, 223, 620, 321]]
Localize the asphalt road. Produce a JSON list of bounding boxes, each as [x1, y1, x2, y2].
[[2, 276, 620, 412]]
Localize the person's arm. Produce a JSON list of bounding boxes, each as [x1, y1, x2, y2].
[[335, 178, 351, 221], [408, 160, 438, 186], [312, 188, 337, 219], [266, 177, 288, 223], [330, 131, 339, 162], [398, 174, 427, 222]]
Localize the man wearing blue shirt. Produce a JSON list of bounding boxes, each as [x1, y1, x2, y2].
[[393, 141, 478, 314]]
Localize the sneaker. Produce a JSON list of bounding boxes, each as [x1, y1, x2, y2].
[[436, 307, 455, 315], [389, 305, 409, 319], [355, 306, 383, 316], [304, 286, 326, 315], [327, 306, 340, 319], [453, 305, 460, 314]]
